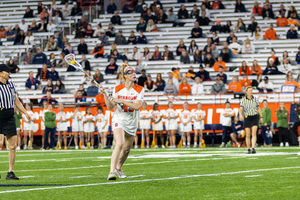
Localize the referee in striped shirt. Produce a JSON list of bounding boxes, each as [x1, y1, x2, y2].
[[0, 64, 31, 180], [239, 86, 263, 154]]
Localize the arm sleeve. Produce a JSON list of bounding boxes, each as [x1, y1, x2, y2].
[[136, 88, 144, 101]]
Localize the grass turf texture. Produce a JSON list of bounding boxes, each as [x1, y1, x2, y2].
[[0, 147, 299, 200]]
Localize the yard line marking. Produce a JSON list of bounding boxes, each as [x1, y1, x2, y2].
[[286, 157, 298, 159], [69, 176, 91, 179], [18, 176, 35, 179], [245, 175, 262, 178], [247, 158, 258, 160], [127, 175, 145, 178], [0, 166, 299, 194]]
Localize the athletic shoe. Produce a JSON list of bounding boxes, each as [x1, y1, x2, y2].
[[6, 172, 19, 180], [116, 169, 126, 178], [75, 146, 79, 150], [155, 145, 158, 148], [107, 171, 117, 180], [161, 145, 165, 148], [219, 142, 225, 148], [134, 145, 138, 149], [267, 144, 272, 147], [16, 146, 20, 150], [91, 147, 94, 149], [187, 144, 190, 148], [247, 149, 251, 154], [280, 142, 284, 147], [64, 147, 67, 150], [23, 145, 27, 150], [146, 145, 149, 149], [237, 143, 241, 148], [193, 143, 197, 148], [252, 148, 256, 154], [81, 145, 86, 149], [285, 142, 289, 147]]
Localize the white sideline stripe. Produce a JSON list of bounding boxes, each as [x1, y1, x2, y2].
[[18, 176, 35, 178], [247, 158, 258, 160], [245, 175, 262, 178], [0, 166, 299, 194], [286, 157, 298, 159], [127, 175, 145, 178], [69, 176, 91, 179]]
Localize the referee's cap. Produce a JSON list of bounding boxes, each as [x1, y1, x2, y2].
[[0, 64, 11, 73]]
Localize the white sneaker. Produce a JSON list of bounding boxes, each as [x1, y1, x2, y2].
[[116, 169, 126, 178], [16, 146, 20, 150], [187, 143, 190, 148], [280, 142, 284, 147], [107, 171, 117, 180], [161, 145, 165, 148], [155, 145, 158, 148], [219, 142, 225, 147], [90, 147, 94, 149], [81, 145, 86, 149], [134, 145, 138, 149], [75, 146, 79, 150], [193, 143, 197, 148], [285, 142, 289, 147], [146, 145, 149, 149], [23, 145, 27, 150]]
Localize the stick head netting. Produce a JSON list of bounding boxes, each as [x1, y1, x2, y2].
[[64, 54, 82, 70]]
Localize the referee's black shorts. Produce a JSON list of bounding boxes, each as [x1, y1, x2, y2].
[[0, 108, 17, 136], [244, 115, 259, 128]]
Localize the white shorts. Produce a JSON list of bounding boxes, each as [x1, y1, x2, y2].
[[41, 122, 45, 130], [140, 120, 150, 129], [97, 125, 108, 133], [16, 128, 20, 131], [112, 121, 136, 136], [84, 123, 95, 133], [153, 121, 163, 131], [72, 123, 83, 132], [180, 123, 192, 132], [24, 122, 34, 131], [165, 120, 177, 131], [57, 122, 68, 132], [194, 121, 205, 130]]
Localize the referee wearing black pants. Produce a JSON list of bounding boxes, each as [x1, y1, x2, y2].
[[239, 86, 263, 154], [0, 64, 31, 180]]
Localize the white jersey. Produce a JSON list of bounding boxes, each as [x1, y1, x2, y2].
[[83, 114, 95, 132], [96, 113, 108, 132], [192, 109, 206, 130], [140, 110, 151, 124], [56, 111, 68, 131], [180, 110, 192, 132], [112, 84, 144, 135], [71, 111, 84, 132], [221, 108, 234, 127], [22, 110, 35, 131], [39, 109, 48, 130], [152, 110, 163, 131], [164, 109, 178, 130]]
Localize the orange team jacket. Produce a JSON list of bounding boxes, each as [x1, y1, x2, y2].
[[250, 65, 262, 75], [213, 61, 226, 72], [239, 66, 252, 76], [240, 79, 252, 87], [178, 83, 191, 95], [276, 17, 288, 27], [284, 81, 300, 88], [228, 82, 242, 92], [264, 29, 276, 40], [96, 93, 106, 107], [91, 46, 104, 55]]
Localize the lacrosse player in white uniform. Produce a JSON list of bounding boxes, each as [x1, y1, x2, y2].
[[96, 106, 108, 149], [192, 102, 206, 147], [56, 103, 69, 150], [71, 105, 84, 149], [22, 103, 36, 149]]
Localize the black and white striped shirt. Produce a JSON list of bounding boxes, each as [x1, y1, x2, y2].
[[240, 96, 259, 116], [0, 79, 16, 109]]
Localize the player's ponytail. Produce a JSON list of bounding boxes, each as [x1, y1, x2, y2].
[[120, 63, 129, 81]]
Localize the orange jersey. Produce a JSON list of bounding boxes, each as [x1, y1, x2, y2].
[[178, 83, 191, 95], [228, 82, 242, 92], [264, 29, 276, 40], [239, 66, 251, 76], [284, 81, 300, 88], [240, 79, 252, 87], [250, 65, 262, 75], [213, 61, 226, 72], [276, 17, 288, 27]]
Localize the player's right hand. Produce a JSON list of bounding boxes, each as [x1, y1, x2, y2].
[[239, 116, 244, 121]]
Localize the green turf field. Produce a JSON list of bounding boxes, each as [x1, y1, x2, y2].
[[0, 147, 299, 200]]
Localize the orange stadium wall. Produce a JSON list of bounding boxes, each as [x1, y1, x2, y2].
[[25, 102, 292, 136]]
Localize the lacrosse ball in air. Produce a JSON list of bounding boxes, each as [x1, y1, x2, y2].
[[70, 60, 75, 64]]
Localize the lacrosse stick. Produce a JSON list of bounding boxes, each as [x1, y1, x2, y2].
[[64, 53, 109, 96], [151, 121, 156, 149]]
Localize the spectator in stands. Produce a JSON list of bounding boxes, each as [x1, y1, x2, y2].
[[47, 20, 56, 32], [235, 0, 246, 12], [211, 77, 226, 93], [141, 4, 148, 19], [164, 79, 178, 95], [252, 1, 262, 16], [79, 54, 91, 71], [40, 91, 58, 106], [199, 4, 210, 17], [193, 49, 202, 64], [24, 6, 34, 18], [53, 79, 65, 94], [6, 26, 16, 42], [202, 0, 211, 9], [250, 60, 262, 75], [203, 38, 212, 52], [282, 51, 291, 64], [247, 17, 258, 33], [140, 47, 151, 61], [92, 40, 104, 58], [178, 77, 191, 95], [287, 5, 298, 19], [105, 22, 116, 37], [223, 20, 234, 33], [48, 66, 59, 81], [7, 59, 19, 73], [172, 67, 182, 82], [22, 51, 33, 65], [144, 8, 157, 23], [52, 33, 61, 49], [93, 23, 104, 38], [176, 39, 187, 56], [42, 78, 54, 94], [146, 19, 158, 32], [27, 20, 38, 33], [228, 37, 241, 54], [226, 31, 237, 44], [33, 47, 47, 64], [135, 0, 146, 13], [123, 0, 134, 13], [190, 21, 202, 38], [296, 47, 300, 64], [287, 25, 298, 39], [150, 0, 163, 12], [134, 59, 145, 74], [162, 45, 174, 60], [228, 75, 242, 93], [77, 38, 88, 54], [184, 66, 196, 83], [263, 58, 281, 75], [129, 47, 141, 61], [242, 38, 255, 54], [180, 50, 190, 64], [13, 30, 25, 45], [155, 73, 165, 91], [45, 37, 57, 51], [190, 4, 199, 19], [105, 58, 118, 75], [251, 74, 262, 88], [252, 26, 263, 41], [37, 1, 43, 14], [210, 19, 224, 33], [216, 66, 227, 84], [53, 12, 62, 25], [94, 68, 104, 84], [151, 46, 162, 60], [220, 42, 233, 62], [166, 8, 179, 27], [12, 24, 20, 34], [37, 18, 48, 32], [188, 40, 198, 54], [71, 2, 82, 16], [107, 0, 117, 14], [39, 8, 47, 21], [239, 61, 251, 76], [204, 53, 215, 68], [37, 64, 49, 81], [257, 76, 273, 92], [25, 71, 42, 90], [191, 77, 203, 95], [114, 30, 126, 45], [213, 56, 226, 72], [84, 24, 94, 38], [111, 11, 122, 25], [56, 52, 67, 68], [177, 4, 189, 19], [47, 53, 56, 68], [144, 75, 156, 92], [196, 65, 211, 81], [262, 3, 274, 19], [283, 75, 300, 89], [212, 0, 225, 9], [235, 18, 246, 32], [62, 2, 71, 17], [157, 9, 168, 24], [24, 31, 35, 45], [276, 12, 288, 27], [86, 81, 99, 97], [210, 31, 220, 45], [138, 69, 147, 87], [167, 72, 179, 89], [136, 18, 147, 33], [240, 74, 252, 90], [267, 49, 280, 66], [279, 58, 292, 74], [278, 4, 286, 17], [74, 91, 85, 102]]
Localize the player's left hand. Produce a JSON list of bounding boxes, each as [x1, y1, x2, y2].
[[25, 113, 31, 122], [112, 97, 122, 104]]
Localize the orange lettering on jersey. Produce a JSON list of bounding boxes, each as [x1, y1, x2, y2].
[[117, 95, 137, 100]]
